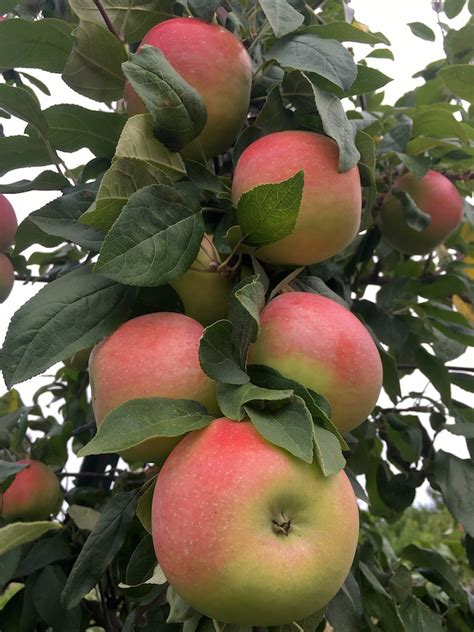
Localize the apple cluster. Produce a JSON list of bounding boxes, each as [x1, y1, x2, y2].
[[90, 17, 384, 625], [2, 13, 465, 627], [85, 15, 464, 625], [0, 194, 16, 303]]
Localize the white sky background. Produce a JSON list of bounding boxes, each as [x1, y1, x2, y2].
[[0, 1, 472, 499]]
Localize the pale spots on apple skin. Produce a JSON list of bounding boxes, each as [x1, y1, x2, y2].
[[231, 131, 362, 266], [89, 312, 219, 463], [152, 419, 359, 625], [248, 292, 383, 433]]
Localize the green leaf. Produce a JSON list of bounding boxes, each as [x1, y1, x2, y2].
[[0, 171, 69, 194], [0, 18, 73, 73], [29, 188, 104, 251], [407, 22, 436, 41], [366, 48, 394, 60], [379, 349, 401, 402], [122, 46, 207, 152], [79, 398, 213, 456], [62, 490, 139, 609], [301, 75, 360, 171], [12, 217, 62, 254], [0, 84, 49, 136], [412, 108, 469, 143], [188, 0, 219, 21], [391, 189, 432, 231], [0, 460, 27, 492], [414, 346, 451, 404], [402, 543, 468, 605], [237, 171, 304, 248], [431, 320, 474, 347], [114, 114, 186, 178], [313, 425, 346, 476], [80, 158, 173, 231], [0, 136, 52, 177], [450, 372, 474, 392], [379, 115, 412, 153], [62, 21, 128, 102], [399, 596, 443, 632], [94, 184, 204, 286], [346, 64, 392, 96], [0, 265, 137, 388], [444, 0, 466, 18], [292, 276, 348, 308], [136, 481, 155, 534], [67, 505, 100, 531], [68, 0, 174, 43], [32, 104, 126, 156], [254, 86, 295, 134], [216, 382, 294, 421], [228, 275, 265, 367], [125, 535, 156, 586], [167, 586, 198, 623], [247, 364, 347, 450], [0, 522, 61, 557], [265, 33, 357, 92], [304, 22, 390, 45], [439, 64, 474, 103], [410, 274, 468, 299], [33, 566, 81, 632], [326, 573, 362, 632], [433, 450, 474, 537], [199, 320, 249, 385], [247, 395, 314, 463], [259, 0, 304, 38], [396, 153, 431, 179]]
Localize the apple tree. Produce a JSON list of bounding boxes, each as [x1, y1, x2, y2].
[[0, 0, 473, 630]]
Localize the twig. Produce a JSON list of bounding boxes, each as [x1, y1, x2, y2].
[[14, 273, 53, 283], [58, 472, 119, 480], [398, 365, 474, 373], [422, 252, 433, 276], [93, 0, 122, 41]]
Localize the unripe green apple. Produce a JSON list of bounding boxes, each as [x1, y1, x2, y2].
[[89, 313, 219, 464], [248, 292, 383, 433], [152, 418, 359, 625], [0, 194, 17, 252], [231, 131, 362, 266], [0, 253, 14, 303], [0, 460, 61, 521], [377, 170, 463, 255], [124, 17, 252, 160], [169, 235, 230, 326]]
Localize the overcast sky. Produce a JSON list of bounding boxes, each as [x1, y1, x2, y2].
[[0, 1, 472, 496]]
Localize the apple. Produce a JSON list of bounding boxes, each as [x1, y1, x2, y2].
[[0, 253, 14, 303], [231, 131, 362, 266], [248, 292, 383, 433], [169, 235, 230, 326], [89, 312, 219, 464], [152, 418, 359, 625], [377, 170, 463, 255], [0, 194, 17, 252], [1, 460, 61, 521], [124, 17, 252, 160]]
